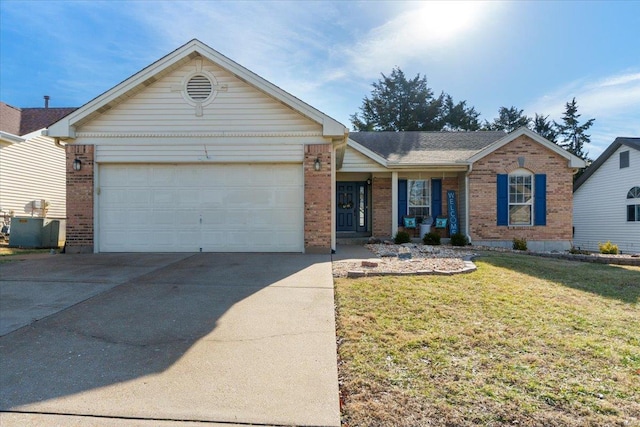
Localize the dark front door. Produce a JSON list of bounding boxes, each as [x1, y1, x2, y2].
[[337, 182, 367, 232]]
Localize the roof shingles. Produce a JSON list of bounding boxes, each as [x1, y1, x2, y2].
[[349, 131, 507, 164], [0, 102, 77, 136]]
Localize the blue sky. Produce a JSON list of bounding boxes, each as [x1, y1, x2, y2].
[[1, 0, 639, 157]]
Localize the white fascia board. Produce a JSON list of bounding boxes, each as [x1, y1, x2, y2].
[[0, 130, 25, 144], [347, 139, 388, 166], [467, 127, 586, 169]]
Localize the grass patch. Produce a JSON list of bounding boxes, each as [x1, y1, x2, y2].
[[0, 247, 52, 257], [335, 251, 640, 426]]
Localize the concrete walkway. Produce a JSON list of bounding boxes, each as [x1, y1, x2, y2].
[[0, 253, 339, 426]]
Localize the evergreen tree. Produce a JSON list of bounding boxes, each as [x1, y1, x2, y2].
[[532, 113, 557, 143], [484, 106, 531, 132], [350, 67, 481, 132], [442, 95, 481, 131], [350, 67, 433, 131], [554, 98, 595, 161]]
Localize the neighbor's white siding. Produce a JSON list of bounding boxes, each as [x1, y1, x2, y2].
[[0, 132, 66, 219], [78, 58, 322, 137], [573, 145, 640, 253]]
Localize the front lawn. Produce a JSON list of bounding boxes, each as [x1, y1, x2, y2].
[[335, 252, 640, 426]]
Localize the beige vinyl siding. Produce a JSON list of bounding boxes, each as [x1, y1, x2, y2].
[[340, 146, 387, 172], [573, 146, 640, 253], [0, 134, 66, 219], [79, 59, 322, 135], [96, 144, 304, 163]]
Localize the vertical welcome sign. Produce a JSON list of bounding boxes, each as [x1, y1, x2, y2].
[[447, 190, 458, 235]]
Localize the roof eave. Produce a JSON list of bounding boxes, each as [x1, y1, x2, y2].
[[467, 126, 586, 169], [0, 130, 25, 144]]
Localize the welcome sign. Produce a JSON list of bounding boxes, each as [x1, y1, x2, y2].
[[447, 190, 458, 235]]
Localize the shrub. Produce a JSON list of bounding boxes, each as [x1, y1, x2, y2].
[[598, 241, 619, 255], [450, 233, 469, 247], [422, 232, 441, 245], [512, 237, 528, 251], [394, 230, 411, 244]]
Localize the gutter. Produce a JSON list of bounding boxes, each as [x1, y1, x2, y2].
[[0, 131, 25, 144]]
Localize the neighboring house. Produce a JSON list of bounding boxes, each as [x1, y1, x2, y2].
[[0, 101, 76, 223], [341, 128, 585, 251], [46, 39, 584, 254], [573, 137, 640, 254]]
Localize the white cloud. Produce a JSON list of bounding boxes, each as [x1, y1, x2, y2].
[[342, 1, 499, 79], [525, 71, 640, 157]]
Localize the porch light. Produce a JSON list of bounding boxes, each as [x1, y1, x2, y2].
[[314, 156, 321, 171], [73, 158, 82, 171]]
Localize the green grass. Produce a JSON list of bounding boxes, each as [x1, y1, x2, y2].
[[335, 251, 640, 426], [0, 247, 52, 257]]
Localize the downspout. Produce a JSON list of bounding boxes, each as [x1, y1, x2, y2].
[[54, 137, 66, 148], [465, 163, 472, 243]]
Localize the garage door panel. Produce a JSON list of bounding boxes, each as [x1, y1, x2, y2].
[[99, 164, 303, 252]]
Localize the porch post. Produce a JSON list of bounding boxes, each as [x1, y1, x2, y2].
[[391, 171, 398, 237]]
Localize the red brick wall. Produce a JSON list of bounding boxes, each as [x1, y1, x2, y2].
[[372, 177, 392, 237], [304, 144, 332, 253], [468, 135, 574, 244], [65, 145, 94, 254]]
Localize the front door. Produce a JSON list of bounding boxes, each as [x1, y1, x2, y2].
[[337, 182, 367, 232]]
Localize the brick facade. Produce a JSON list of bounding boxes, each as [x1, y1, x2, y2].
[[372, 177, 392, 237], [65, 144, 94, 254], [304, 144, 332, 253], [468, 135, 574, 249]]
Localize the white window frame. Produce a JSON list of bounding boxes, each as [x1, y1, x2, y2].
[[407, 179, 430, 219], [508, 170, 534, 226]]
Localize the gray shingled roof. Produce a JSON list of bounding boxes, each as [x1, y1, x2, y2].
[[574, 137, 640, 191], [349, 131, 507, 164]]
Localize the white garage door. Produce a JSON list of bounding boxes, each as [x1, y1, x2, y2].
[[98, 164, 303, 252]]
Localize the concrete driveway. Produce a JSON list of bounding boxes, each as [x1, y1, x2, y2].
[[0, 252, 339, 426]]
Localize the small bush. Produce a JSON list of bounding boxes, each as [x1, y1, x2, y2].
[[450, 232, 469, 247], [394, 230, 411, 244], [423, 232, 441, 245], [513, 237, 528, 251], [598, 241, 619, 254]]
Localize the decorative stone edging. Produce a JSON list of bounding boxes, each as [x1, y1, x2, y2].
[[345, 257, 477, 278]]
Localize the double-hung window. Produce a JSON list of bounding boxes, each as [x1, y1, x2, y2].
[[498, 169, 546, 226], [408, 180, 430, 219], [508, 170, 533, 225]]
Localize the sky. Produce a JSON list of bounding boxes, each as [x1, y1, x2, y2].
[[1, 0, 639, 158]]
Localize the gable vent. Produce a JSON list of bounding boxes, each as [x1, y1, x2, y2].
[[186, 75, 212, 101]]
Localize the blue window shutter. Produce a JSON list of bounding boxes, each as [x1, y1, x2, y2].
[[431, 179, 442, 221], [497, 174, 508, 226], [398, 180, 407, 225], [534, 174, 547, 226]]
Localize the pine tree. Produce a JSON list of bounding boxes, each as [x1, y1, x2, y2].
[[532, 113, 557, 143], [483, 106, 531, 132], [350, 67, 481, 132], [554, 98, 595, 161]]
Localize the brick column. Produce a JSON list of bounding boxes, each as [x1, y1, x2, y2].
[[372, 177, 392, 238], [65, 145, 94, 254], [304, 144, 332, 253]]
